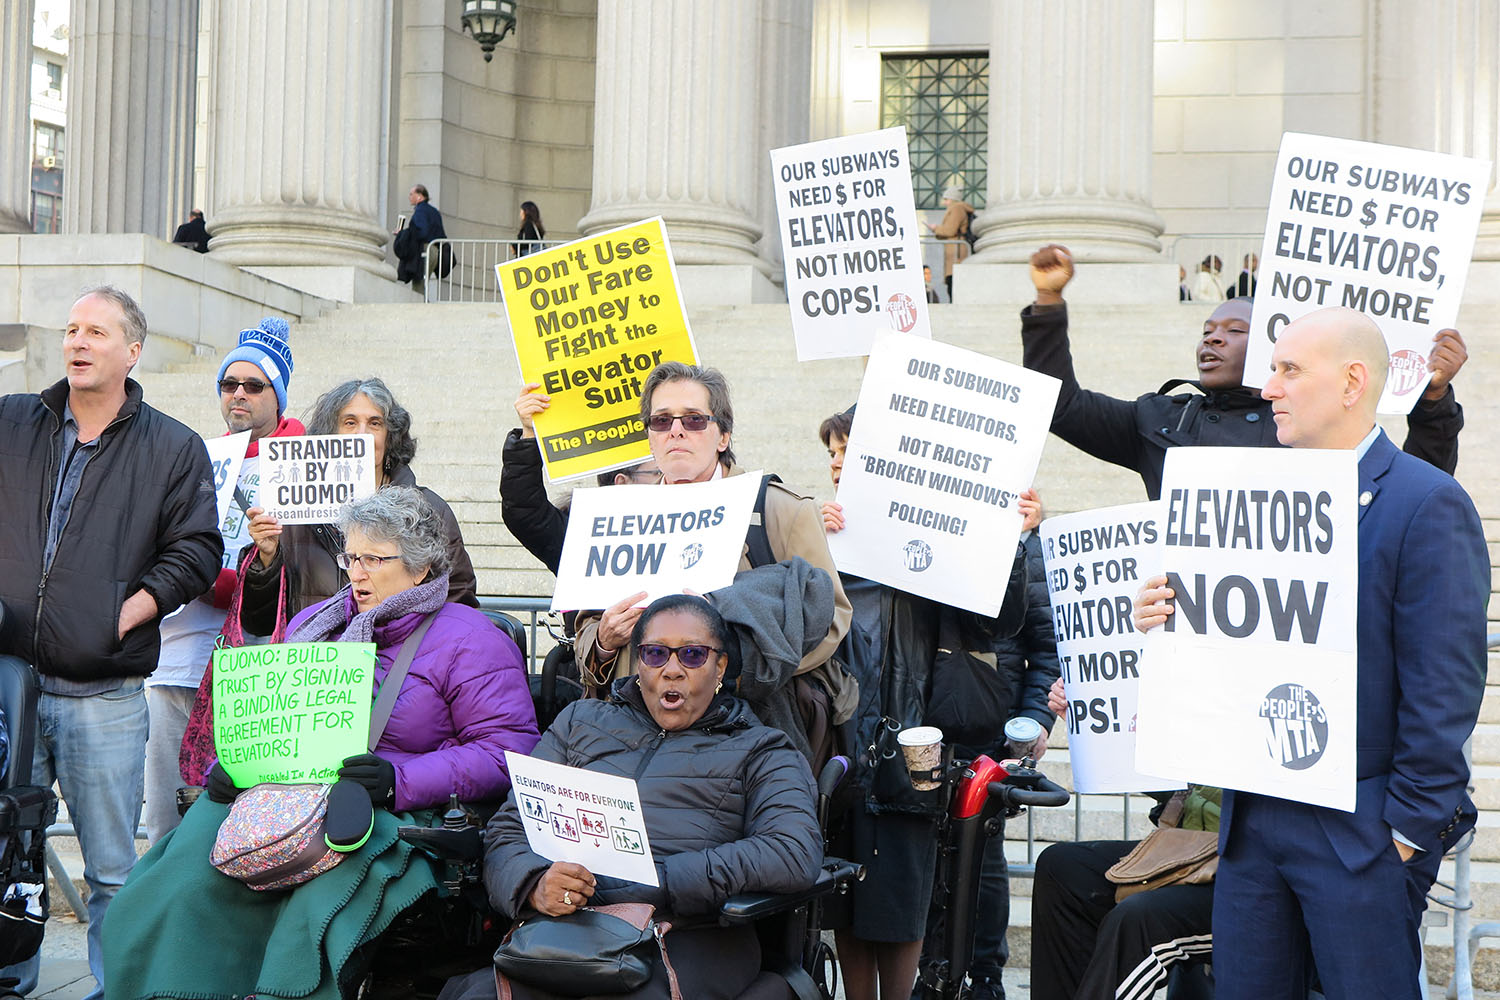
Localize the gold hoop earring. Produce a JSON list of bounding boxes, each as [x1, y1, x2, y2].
[[714, 680, 722, 693]]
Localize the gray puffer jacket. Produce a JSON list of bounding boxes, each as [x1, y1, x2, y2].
[[483, 677, 822, 920]]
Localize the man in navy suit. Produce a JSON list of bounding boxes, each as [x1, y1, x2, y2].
[[1201, 306, 1489, 998]]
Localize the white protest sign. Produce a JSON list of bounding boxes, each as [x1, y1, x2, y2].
[[505, 751, 658, 886], [1135, 447, 1358, 812], [1040, 503, 1183, 794], [1245, 132, 1492, 414], [204, 431, 251, 524], [550, 472, 764, 611], [827, 333, 1060, 616], [771, 126, 931, 361], [258, 434, 377, 525]]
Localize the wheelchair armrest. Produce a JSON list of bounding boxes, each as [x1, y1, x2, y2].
[[0, 786, 57, 835], [718, 857, 865, 925], [398, 824, 484, 863]]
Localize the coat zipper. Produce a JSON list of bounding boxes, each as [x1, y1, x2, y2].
[[633, 729, 668, 782]]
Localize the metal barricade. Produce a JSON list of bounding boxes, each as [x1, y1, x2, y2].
[[1165, 233, 1262, 301], [422, 239, 566, 303]]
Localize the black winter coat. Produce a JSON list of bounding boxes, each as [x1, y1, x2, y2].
[[0, 379, 222, 680], [499, 427, 568, 574], [989, 532, 1060, 739], [483, 678, 821, 920], [1020, 304, 1463, 499]]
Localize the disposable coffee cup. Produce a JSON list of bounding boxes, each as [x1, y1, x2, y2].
[[898, 726, 944, 791], [1004, 716, 1044, 759]]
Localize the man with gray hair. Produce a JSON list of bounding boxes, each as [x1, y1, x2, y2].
[[0, 286, 221, 999], [1137, 306, 1489, 999]]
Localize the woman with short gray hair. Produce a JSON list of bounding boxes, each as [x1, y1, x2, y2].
[[239, 377, 477, 636]]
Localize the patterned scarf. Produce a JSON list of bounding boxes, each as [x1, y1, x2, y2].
[[288, 572, 450, 644]]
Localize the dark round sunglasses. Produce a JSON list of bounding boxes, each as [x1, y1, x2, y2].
[[218, 378, 271, 395], [636, 642, 721, 669], [646, 412, 717, 433]]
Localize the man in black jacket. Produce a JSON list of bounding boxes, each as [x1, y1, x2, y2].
[[1021, 244, 1467, 496], [0, 286, 221, 999]]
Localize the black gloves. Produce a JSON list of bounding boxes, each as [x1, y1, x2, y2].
[[204, 763, 244, 804], [338, 753, 397, 807]]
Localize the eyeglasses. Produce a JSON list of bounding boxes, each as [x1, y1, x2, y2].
[[646, 412, 717, 433], [218, 378, 270, 396], [636, 643, 722, 669], [335, 552, 400, 572]]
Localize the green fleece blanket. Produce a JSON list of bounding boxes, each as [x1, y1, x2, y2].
[[102, 797, 442, 1000]]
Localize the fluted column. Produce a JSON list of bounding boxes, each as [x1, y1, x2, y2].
[[206, 0, 393, 274], [0, 0, 35, 233], [755, 0, 813, 278], [580, 0, 766, 273], [62, 0, 197, 237], [971, 0, 1163, 262]]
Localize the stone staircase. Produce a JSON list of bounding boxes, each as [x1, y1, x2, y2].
[[127, 297, 1500, 989]]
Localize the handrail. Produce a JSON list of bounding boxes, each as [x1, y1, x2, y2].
[[422, 238, 569, 303]]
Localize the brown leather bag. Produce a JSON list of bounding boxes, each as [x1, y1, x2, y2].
[[1105, 790, 1219, 901]]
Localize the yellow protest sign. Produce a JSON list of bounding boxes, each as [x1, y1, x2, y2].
[[498, 217, 699, 481]]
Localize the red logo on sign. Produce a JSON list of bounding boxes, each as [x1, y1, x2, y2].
[[886, 293, 918, 333], [1388, 349, 1427, 396]]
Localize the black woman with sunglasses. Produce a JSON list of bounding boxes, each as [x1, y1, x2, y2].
[[443, 594, 823, 1000]]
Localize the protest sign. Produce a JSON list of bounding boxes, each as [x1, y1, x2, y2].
[[505, 751, 658, 886], [497, 217, 699, 482], [258, 434, 376, 524], [1244, 132, 1491, 414], [1134, 447, 1358, 812], [550, 472, 763, 611], [770, 127, 931, 361], [212, 642, 376, 787], [204, 431, 251, 524], [826, 333, 1060, 616], [1040, 502, 1182, 794]]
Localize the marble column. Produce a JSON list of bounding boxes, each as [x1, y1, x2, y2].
[[580, 0, 768, 280], [206, 0, 393, 274], [0, 0, 35, 233], [755, 0, 813, 279], [63, 0, 198, 237], [970, 0, 1164, 262]]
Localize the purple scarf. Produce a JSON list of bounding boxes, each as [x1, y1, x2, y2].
[[288, 572, 451, 644]]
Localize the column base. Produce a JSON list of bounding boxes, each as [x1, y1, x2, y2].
[[676, 264, 784, 306], [208, 205, 396, 278], [239, 266, 418, 305], [952, 260, 1179, 305]]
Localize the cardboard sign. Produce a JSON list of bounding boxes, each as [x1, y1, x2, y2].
[[770, 127, 931, 360], [258, 434, 377, 524], [1040, 503, 1183, 794], [506, 751, 659, 886], [826, 333, 1060, 616], [1244, 132, 1491, 413], [497, 218, 699, 482], [550, 472, 763, 611], [1134, 447, 1358, 812], [212, 642, 376, 786], [204, 431, 251, 525]]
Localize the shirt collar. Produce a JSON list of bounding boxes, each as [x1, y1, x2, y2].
[[1353, 424, 1381, 461]]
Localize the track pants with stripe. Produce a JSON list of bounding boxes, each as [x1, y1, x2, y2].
[[1030, 839, 1214, 1000]]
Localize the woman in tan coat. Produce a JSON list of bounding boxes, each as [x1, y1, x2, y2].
[[925, 185, 972, 300]]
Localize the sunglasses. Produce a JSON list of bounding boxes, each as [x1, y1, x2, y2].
[[646, 412, 717, 433], [219, 378, 271, 395], [637, 643, 722, 669]]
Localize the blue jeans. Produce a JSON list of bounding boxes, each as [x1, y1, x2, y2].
[[1, 680, 149, 1000]]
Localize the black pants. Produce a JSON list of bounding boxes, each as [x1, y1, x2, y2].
[[1030, 840, 1213, 1000]]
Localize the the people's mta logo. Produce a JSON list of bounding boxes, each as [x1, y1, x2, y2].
[[902, 539, 933, 572], [1260, 683, 1328, 770], [679, 542, 703, 569], [1387, 349, 1428, 396], [887, 292, 918, 333]]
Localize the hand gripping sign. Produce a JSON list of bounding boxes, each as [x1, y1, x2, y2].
[[771, 126, 932, 360], [1134, 447, 1358, 812], [497, 217, 700, 482], [1244, 132, 1491, 414]]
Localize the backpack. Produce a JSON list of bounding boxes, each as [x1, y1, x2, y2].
[[963, 209, 977, 251]]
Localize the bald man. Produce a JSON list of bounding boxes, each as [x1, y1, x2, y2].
[[1187, 307, 1488, 999]]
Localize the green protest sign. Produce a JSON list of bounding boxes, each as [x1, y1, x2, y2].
[[212, 642, 376, 787]]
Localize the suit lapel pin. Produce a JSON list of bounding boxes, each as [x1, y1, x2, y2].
[[1359, 490, 1373, 507]]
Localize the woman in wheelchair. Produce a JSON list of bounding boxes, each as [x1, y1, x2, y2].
[[100, 488, 540, 1000], [440, 594, 824, 1000]]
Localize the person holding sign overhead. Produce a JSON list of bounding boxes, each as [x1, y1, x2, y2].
[[1134, 307, 1489, 1000], [239, 377, 478, 637], [1020, 244, 1469, 499], [573, 362, 855, 764], [103, 487, 539, 1000], [439, 594, 821, 1000]]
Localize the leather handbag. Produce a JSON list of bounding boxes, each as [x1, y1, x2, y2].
[[1105, 790, 1219, 901], [492, 902, 681, 1000], [922, 609, 1012, 748]]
